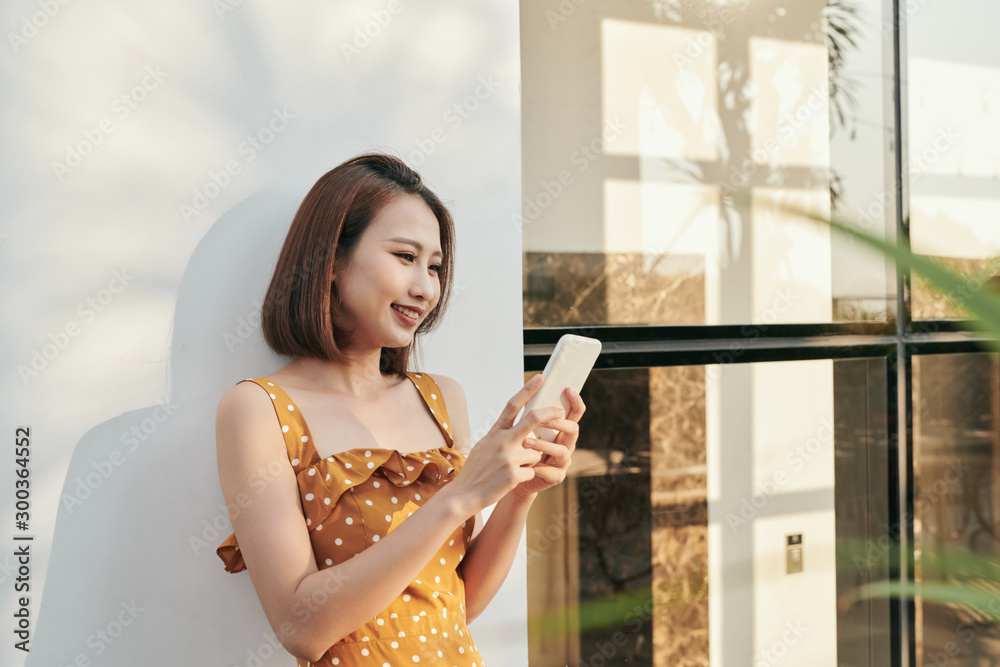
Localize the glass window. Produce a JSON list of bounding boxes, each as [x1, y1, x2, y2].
[[907, 2, 1000, 320], [914, 353, 1000, 666], [526, 358, 891, 666], [520, 0, 897, 328]]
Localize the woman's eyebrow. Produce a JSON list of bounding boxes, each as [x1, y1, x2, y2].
[[385, 237, 443, 258]]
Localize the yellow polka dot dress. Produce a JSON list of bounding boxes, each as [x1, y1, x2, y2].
[[217, 371, 486, 666]]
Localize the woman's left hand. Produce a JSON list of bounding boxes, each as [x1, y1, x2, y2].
[[511, 386, 586, 499]]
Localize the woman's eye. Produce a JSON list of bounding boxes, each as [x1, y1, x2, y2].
[[430, 265, 443, 273], [394, 252, 416, 262]]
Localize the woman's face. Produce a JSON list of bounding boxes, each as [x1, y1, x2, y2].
[[332, 193, 443, 351]]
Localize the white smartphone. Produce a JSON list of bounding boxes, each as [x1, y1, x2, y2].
[[522, 334, 602, 443]]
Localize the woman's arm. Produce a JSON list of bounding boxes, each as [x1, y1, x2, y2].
[[216, 378, 554, 662], [430, 373, 583, 623]]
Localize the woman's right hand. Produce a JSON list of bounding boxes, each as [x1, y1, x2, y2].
[[443, 374, 565, 515]]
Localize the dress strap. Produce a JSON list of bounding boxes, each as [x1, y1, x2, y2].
[[236, 378, 319, 473], [405, 371, 455, 448]]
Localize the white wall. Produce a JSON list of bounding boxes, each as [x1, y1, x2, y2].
[[0, 2, 526, 665]]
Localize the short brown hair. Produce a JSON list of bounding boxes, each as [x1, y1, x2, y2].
[[260, 152, 455, 377]]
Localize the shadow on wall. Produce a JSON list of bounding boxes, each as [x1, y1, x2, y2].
[[28, 187, 307, 666]]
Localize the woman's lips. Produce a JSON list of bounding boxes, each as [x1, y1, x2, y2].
[[391, 304, 417, 326]]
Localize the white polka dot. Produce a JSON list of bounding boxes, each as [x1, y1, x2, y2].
[[377, 618, 385, 626], [373, 481, 380, 488], [415, 578, 422, 584], [391, 641, 399, 649], [324, 497, 331, 505], [366, 499, 373, 506], [412, 655, 419, 662], [403, 595, 410, 601], [345, 463, 352, 469], [419, 635, 427, 642], [331, 659, 339, 665], [430, 408, 434, 413], [415, 493, 421, 500], [459, 647, 465, 654], [391, 497, 398, 504], [435, 576, 440, 583], [327, 457, 334, 462], [391, 613, 398, 618], [316, 524, 323, 530], [269, 393, 276, 399], [432, 628, 437, 634], [415, 373, 422, 377], [437, 650, 443, 657], [335, 538, 342, 545], [345, 479, 352, 484], [431, 393, 437, 399], [407, 465, 414, 471], [413, 615, 420, 622], [440, 558, 446, 564], [308, 469, 316, 476], [266, 381, 274, 386], [326, 473, 331, 481], [346, 517, 353, 525], [443, 422, 448, 429], [373, 534, 380, 542], [419, 611, 426, 616], [367, 462, 375, 469], [386, 515, 392, 522], [282, 425, 289, 433], [292, 458, 300, 466], [448, 539, 454, 546], [306, 518, 312, 526], [302, 435, 308, 442], [305, 493, 314, 501], [365, 450, 372, 457], [288, 404, 295, 411], [325, 558, 332, 565], [361, 648, 369, 656], [398, 631, 406, 637]]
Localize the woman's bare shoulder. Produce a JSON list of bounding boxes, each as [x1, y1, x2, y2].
[[217, 379, 275, 418], [423, 373, 472, 453]]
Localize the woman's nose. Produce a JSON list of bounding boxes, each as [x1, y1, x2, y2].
[[410, 267, 436, 300]]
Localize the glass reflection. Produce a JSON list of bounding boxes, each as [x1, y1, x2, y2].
[[521, 0, 894, 328]]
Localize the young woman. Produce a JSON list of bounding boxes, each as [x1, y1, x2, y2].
[[215, 153, 586, 666]]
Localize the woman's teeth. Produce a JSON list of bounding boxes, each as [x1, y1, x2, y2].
[[392, 305, 418, 319]]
